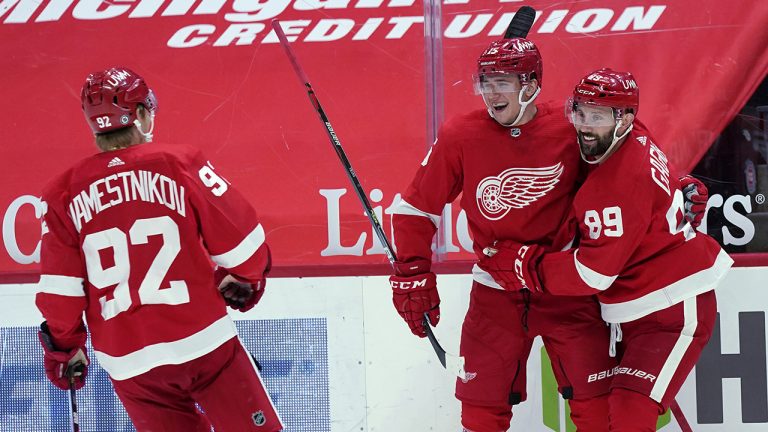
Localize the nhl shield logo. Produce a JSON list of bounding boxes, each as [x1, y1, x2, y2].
[[252, 410, 266, 426], [510, 128, 521, 137]]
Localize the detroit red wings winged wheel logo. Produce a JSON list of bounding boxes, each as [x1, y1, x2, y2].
[[476, 163, 564, 220]]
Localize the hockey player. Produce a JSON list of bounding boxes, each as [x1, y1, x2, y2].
[[479, 68, 733, 431], [35, 67, 283, 432], [388, 38, 619, 431]]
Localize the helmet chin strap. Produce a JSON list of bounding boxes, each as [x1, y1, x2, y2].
[[581, 121, 633, 165], [133, 114, 155, 143], [488, 84, 541, 127], [509, 85, 540, 126]]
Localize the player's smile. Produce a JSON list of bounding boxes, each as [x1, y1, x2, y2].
[[484, 92, 521, 125], [577, 129, 613, 158], [579, 131, 598, 147], [492, 101, 510, 112]]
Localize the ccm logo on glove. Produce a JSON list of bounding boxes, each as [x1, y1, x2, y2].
[[513, 245, 534, 289], [390, 276, 431, 290], [480, 240, 544, 292]]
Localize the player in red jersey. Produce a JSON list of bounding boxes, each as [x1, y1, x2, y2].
[[388, 38, 618, 431], [480, 68, 733, 431], [35, 67, 283, 432]]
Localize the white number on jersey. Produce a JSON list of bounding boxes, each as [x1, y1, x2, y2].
[[82, 216, 190, 320], [666, 189, 696, 241], [584, 206, 624, 239], [198, 163, 228, 196], [96, 116, 112, 129]]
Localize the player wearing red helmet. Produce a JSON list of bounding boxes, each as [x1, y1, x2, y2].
[[36, 67, 283, 431], [389, 38, 617, 431], [567, 68, 641, 164], [480, 68, 732, 431], [81, 67, 159, 147], [474, 38, 542, 127]]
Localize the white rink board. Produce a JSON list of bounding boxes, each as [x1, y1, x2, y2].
[[1, 267, 767, 431]]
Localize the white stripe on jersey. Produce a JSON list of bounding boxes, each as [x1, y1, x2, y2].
[[391, 198, 441, 227], [211, 224, 265, 269], [601, 249, 732, 323], [95, 315, 238, 380], [472, 264, 504, 290], [37, 275, 86, 297], [649, 296, 698, 403], [574, 250, 617, 291]]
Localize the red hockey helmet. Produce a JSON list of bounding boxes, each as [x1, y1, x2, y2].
[[81, 67, 157, 134], [571, 68, 639, 116], [475, 37, 543, 88]]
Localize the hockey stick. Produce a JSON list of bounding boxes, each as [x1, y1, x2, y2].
[[270, 19, 395, 265], [270, 19, 467, 379], [67, 364, 85, 432], [422, 312, 466, 378], [504, 5, 536, 38], [670, 400, 694, 432]]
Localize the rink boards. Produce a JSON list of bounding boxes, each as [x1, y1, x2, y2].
[[1, 268, 767, 431]]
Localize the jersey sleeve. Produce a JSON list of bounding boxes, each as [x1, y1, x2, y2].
[[180, 151, 271, 283], [391, 130, 463, 266], [538, 179, 653, 296], [35, 186, 88, 350]]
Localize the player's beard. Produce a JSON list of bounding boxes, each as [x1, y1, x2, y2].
[[577, 129, 613, 157]]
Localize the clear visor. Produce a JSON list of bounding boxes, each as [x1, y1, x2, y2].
[[566, 98, 618, 127], [472, 74, 522, 95]]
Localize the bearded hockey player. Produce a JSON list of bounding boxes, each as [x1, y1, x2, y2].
[[388, 38, 618, 431], [480, 68, 732, 431]]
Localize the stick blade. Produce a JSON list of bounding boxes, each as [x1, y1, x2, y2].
[[423, 315, 467, 379], [446, 352, 467, 381], [504, 5, 536, 39]]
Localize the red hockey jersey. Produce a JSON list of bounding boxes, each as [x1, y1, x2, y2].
[[36, 143, 270, 380], [392, 102, 584, 287], [539, 129, 732, 323]]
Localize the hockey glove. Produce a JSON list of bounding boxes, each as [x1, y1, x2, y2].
[[390, 259, 440, 338], [478, 240, 544, 292], [214, 267, 265, 312], [38, 321, 89, 390], [679, 175, 708, 229]]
